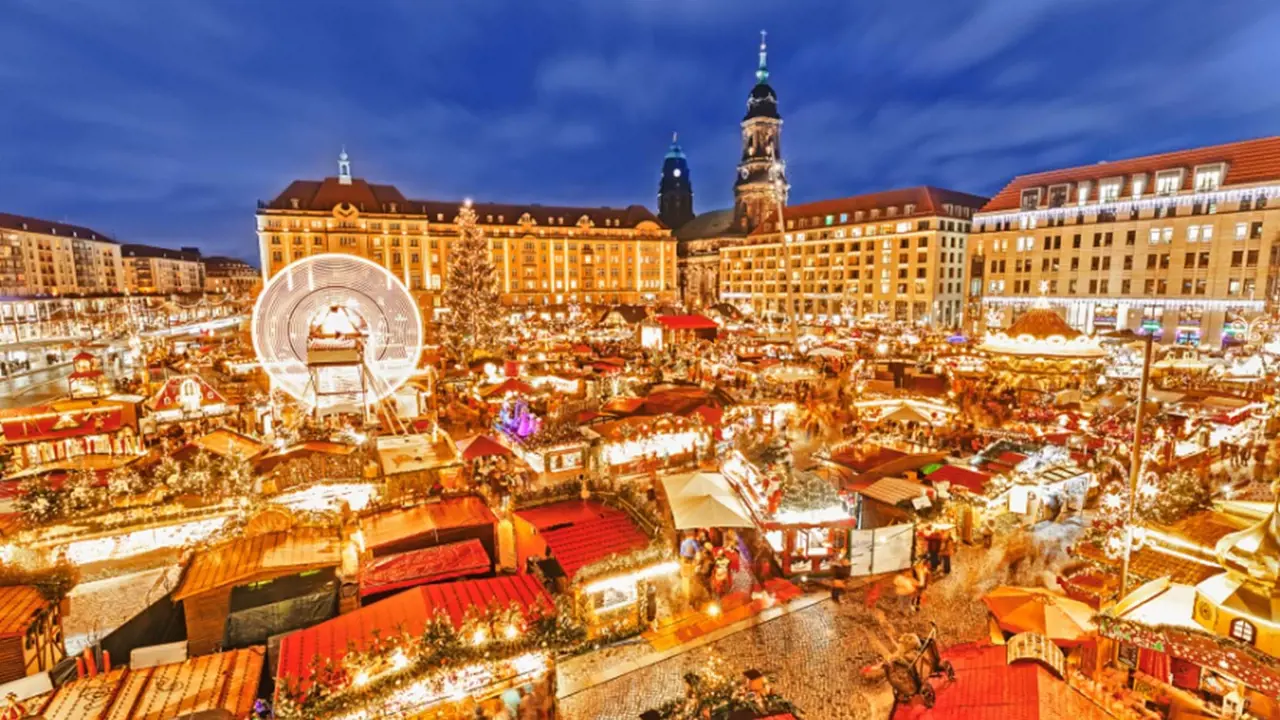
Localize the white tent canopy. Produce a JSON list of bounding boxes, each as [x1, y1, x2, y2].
[[880, 405, 934, 425], [662, 472, 755, 529], [663, 472, 734, 499], [668, 494, 754, 530], [808, 346, 844, 358]]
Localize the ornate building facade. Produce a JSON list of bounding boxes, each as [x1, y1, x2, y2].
[[257, 153, 678, 314], [973, 135, 1280, 344], [720, 187, 984, 327]]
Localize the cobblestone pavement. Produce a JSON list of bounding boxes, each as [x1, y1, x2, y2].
[[559, 542, 1026, 720], [559, 596, 896, 720]]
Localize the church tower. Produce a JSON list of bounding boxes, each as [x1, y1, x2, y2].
[[337, 147, 352, 185], [733, 31, 787, 233], [658, 133, 694, 230]]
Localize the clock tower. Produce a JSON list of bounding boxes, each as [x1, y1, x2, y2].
[[658, 132, 694, 230], [733, 31, 787, 233]]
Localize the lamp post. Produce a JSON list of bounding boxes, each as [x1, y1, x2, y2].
[[1119, 322, 1155, 598], [768, 158, 795, 343]]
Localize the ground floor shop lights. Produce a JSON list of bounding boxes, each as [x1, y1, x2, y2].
[[981, 296, 1265, 311], [582, 560, 680, 595]]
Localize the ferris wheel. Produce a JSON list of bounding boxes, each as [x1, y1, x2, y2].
[[251, 254, 423, 416]]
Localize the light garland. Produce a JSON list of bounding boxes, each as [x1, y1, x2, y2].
[[982, 296, 1265, 311], [974, 183, 1280, 225]]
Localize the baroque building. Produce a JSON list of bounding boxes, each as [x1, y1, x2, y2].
[[720, 187, 984, 327], [257, 152, 678, 314], [973, 135, 1280, 344], [667, 33, 787, 310]]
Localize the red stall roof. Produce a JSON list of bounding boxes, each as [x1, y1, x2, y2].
[[656, 314, 718, 331], [892, 644, 1109, 720], [516, 501, 649, 579], [276, 575, 553, 690], [927, 465, 991, 494], [359, 538, 491, 597]]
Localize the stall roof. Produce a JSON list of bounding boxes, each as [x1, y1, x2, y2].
[[890, 643, 1109, 720], [254, 440, 358, 473], [373, 432, 460, 475], [359, 538, 491, 597], [655, 314, 718, 331], [361, 496, 497, 553], [39, 668, 125, 720], [106, 647, 262, 720], [276, 575, 553, 690], [515, 501, 649, 579], [858, 477, 928, 507], [481, 378, 537, 398], [927, 465, 992, 494], [187, 428, 266, 460], [0, 586, 47, 637], [173, 527, 341, 601], [1076, 542, 1219, 587]]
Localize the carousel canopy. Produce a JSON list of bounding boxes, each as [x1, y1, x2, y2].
[[980, 304, 1106, 359]]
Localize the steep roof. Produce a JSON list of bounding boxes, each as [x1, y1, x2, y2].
[[982, 135, 1280, 213], [262, 178, 665, 229], [674, 208, 741, 241], [0, 212, 117, 243], [749, 186, 988, 236]]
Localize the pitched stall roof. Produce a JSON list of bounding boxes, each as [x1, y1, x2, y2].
[[926, 465, 991, 494], [656, 314, 718, 331], [982, 135, 1280, 213], [276, 575, 553, 691], [38, 668, 126, 720], [103, 647, 263, 720], [358, 538, 491, 597], [892, 643, 1109, 720], [360, 496, 498, 553], [516, 501, 649, 579], [0, 586, 49, 636], [750, 186, 989, 236], [173, 527, 341, 601]]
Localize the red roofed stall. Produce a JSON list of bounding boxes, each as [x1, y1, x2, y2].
[[275, 575, 556, 715], [358, 538, 492, 598]]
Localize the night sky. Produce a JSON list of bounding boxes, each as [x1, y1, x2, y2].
[[3, 0, 1279, 264]]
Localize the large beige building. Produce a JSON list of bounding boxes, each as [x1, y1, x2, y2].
[[256, 152, 678, 311], [121, 244, 203, 294], [973, 136, 1280, 344], [719, 187, 986, 327], [203, 255, 260, 295], [0, 213, 125, 296]]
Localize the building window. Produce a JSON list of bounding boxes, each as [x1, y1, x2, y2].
[[1155, 170, 1182, 195], [1020, 189, 1040, 210], [1099, 179, 1121, 202], [1194, 165, 1223, 191]]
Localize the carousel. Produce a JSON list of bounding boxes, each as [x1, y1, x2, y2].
[[979, 299, 1106, 393]]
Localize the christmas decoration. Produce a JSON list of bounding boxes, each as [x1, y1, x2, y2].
[[442, 201, 502, 362], [642, 657, 803, 719]]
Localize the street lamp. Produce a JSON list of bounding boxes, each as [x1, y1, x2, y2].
[[1119, 320, 1156, 597]]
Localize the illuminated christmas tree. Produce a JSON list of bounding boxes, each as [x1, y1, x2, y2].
[[441, 201, 502, 361]]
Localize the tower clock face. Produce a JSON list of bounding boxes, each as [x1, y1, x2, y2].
[[740, 167, 749, 179], [673, 169, 682, 177]]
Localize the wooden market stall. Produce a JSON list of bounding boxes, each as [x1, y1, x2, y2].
[[275, 575, 557, 719], [173, 525, 343, 655], [0, 585, 64, 684], [359, 495, 498, 560], [514, 500, 673, 638]]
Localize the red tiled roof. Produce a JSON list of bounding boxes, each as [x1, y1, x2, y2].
[[516, 501, 649, 579], [358, 538, 491, 597], [982, 135, 1280, 213], [749, 186, 988, 236], [656, 314, 719, 330], [276, 575, 553, 690], [892, 643, 1109, 720], [264, 178, 408, 212], [0, 212, 116, 242]]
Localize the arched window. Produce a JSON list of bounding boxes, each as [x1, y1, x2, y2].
[[1229, 618, 1256, 645]]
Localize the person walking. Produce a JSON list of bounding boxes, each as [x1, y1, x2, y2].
[[831, 556, 850, 603], [939, 531, 954, 575]]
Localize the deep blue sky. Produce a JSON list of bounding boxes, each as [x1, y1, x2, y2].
[[3, 0, 1279, 264]]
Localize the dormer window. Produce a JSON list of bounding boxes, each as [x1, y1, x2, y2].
[[1099, 178, 1122, 203], [389, 202, 398, 213], [1076, 181, 1091, 206], [290, 198, 300, 209], [1194, 164, 1224, 191], [904, 203, 915, 215], [854, 211, 864, 221], [1047, 185, 1069, 208], [1020, 189, 1041, 210], [1131, 174, 1147, 198], [1155, 170, 1183, 195]]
